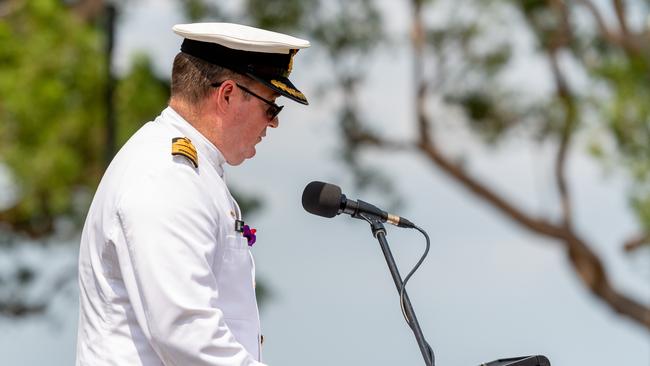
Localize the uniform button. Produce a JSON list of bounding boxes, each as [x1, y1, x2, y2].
[[260, 334, 264, 345]]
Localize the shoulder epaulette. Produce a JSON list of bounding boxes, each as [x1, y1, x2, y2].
[[171, 137, 198, 168]]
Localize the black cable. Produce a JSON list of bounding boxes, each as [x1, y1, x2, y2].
[[359, 213, 435, 366], [399, 224, 435, 366], [399, 225, 430, 323]]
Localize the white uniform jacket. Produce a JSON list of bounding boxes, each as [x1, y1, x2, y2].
[[76, 107, 265, 366]]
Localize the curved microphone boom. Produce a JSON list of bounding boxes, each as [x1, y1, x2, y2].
[[301, 181, 415, 228]]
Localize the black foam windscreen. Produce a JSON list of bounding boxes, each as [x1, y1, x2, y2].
[[301, 181, 342, 218]]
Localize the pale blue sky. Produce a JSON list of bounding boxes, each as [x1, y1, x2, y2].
[[1, 0, 649, 365]]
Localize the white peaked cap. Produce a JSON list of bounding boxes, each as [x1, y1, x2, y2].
[[173, 23, 311, 104]]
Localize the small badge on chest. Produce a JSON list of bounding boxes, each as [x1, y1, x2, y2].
[[235, 220, 245, 233]]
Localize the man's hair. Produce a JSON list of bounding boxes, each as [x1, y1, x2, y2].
[[170, 52, 242, 104]]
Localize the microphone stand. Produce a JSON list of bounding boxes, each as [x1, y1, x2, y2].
[[361, 214, 434, 366]]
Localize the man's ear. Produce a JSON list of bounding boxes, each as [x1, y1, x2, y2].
[[214, 80, 236, 113]]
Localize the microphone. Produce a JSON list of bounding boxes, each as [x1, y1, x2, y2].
[[301, 181, 415, 228]]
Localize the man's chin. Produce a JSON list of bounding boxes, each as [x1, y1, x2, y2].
[[245, 147, 257, 160], [226, 149, 256, 166]]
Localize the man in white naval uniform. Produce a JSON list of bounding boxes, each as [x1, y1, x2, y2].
[[76, 23, 310, 366]]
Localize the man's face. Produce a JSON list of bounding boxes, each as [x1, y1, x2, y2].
[[222, 81, 281, 165]]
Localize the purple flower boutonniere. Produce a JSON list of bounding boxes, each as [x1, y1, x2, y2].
[[242, 225, 257, 246]]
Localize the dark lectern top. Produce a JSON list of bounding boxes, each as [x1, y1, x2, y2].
[[480, 355, 551, 366]]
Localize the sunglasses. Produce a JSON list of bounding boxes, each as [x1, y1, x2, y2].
[[212, 81, 284, 120]]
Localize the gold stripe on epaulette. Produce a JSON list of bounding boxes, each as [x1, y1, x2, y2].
[[171, 137, 198, 168]]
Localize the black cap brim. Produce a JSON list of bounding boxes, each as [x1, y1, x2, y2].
[[246, 73, 308, 105], [180, 38, 309, 105]]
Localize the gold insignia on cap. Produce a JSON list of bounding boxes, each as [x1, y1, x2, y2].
[[271, 79, 306, 100], [284, 49, 298, 77], [171, 137, 198, 168]]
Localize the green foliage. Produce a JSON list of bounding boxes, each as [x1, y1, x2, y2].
[[575, 28, 650, 229], [309, 0, 383, 59], [179, 0, 225, 22], [0, 1, 170, 238], [245, 0, 317, 31], [593, 55, 650, 178], [0, 0, 106, 236], [116, 54, 170, 145], [514, 0, 561, 49], [427, 0, 650, 206], [244, 0, 382, 58], [518, 0, 547, 14], [632, 188, 650, 232]]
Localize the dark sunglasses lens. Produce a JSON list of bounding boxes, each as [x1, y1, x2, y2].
[[268, 105, 282, 119]]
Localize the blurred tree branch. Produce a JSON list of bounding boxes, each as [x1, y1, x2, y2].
[[623, 232, 650, 252], [306, 0, 650, 330], [410, 0, 649, 329], [575, 0, 648, 56]]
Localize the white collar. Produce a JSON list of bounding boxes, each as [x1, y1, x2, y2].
[[161, 106, 227, 177]]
